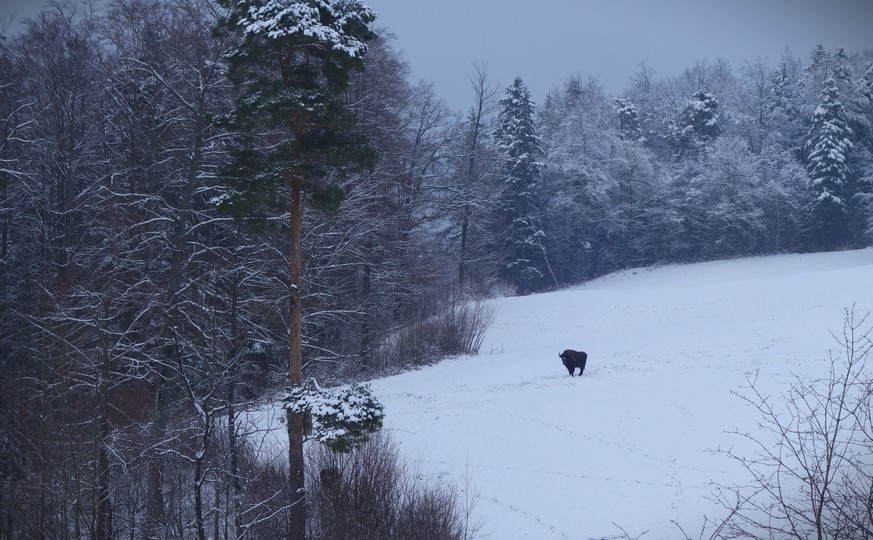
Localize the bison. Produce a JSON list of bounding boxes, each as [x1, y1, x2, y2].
[[559, 349, 588, 377]]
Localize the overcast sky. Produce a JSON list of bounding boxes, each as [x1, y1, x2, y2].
[[3, 0, 872, 112], [365, 0, 873, 111]]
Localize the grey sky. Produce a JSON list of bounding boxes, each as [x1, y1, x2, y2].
[[365, 0, 873, 111], [0, 0, 46, 27], [3, 0, 872, 112]]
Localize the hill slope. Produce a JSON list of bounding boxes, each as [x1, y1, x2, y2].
[[368, 249, 873, 540]]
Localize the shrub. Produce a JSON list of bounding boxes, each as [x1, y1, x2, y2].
[[714, 308, 873, 540], [307, 432, 480, 540], [374, 297, 495, 371]]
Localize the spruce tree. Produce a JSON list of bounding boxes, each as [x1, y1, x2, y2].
[[614, 97, 642, 141], [769, 62, 800, 124], [860, 62, 873, 105], [673, 90, 720, 151], [858, 62, 873, 155], [766, 60, 808, 158], [808, 44, 830, 74], [215, 2, 376, 537], [805, 76, 854, 251], [832, 47, 853, 89], [494, 77, 554, 294]]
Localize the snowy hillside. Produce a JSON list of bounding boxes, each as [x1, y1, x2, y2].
[[365, 249, 873, 540]]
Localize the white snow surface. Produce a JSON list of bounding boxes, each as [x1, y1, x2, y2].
[[259, 248, 873, 539], [370, 249, 873, 540]]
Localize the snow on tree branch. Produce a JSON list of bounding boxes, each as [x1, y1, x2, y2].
[[237, 0, 375, 58], [283, 378, 384, 452]]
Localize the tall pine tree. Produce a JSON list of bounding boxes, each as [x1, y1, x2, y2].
[[805, 76, 854, 251], [494, 77, 554, 294], [614, 97, 642, 141], [672, 90, 720, 154], [766, 58, 814, 163], [216, 1, 376, 537]]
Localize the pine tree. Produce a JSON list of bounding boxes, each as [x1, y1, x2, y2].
[[769, 62, 800, 123], [832, 47, 853, 89], [684, 91, 720, 141], [614, 97, 642, 141], [808, 44, 830, 74], [494, 77, 554, 294], [851, 62, 873, 245], [215, 2, 377, 537], [858, 62, 873, 158], [860, 62, 873, 106], [672, 90, 720, 154], [805, 76, 854, 250]]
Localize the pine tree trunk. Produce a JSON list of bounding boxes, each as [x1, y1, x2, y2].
[[193, 447, 206, 540], [143, 375, 167, 540], [95, 347, 112, 540], [213, 482, 220, 540], [359, 238, 372, 365], [227, 379, 243, 540], [95, 407, 111, 540], [287, 173, 306, 540], [459, 205, 470, 288], [226, 284, 243, 540]]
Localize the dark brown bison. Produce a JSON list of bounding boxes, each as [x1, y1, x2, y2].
[[559, 349, 588, 377]]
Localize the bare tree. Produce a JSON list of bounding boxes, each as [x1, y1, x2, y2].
[[304, 35, 468, 377], [715, 307, 873, 540], [307, 432, 478, 540], [452, 63, 501, 293], [5, 5, 108, 538]]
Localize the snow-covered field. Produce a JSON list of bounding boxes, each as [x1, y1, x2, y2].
[[366, 249, 873, 540]]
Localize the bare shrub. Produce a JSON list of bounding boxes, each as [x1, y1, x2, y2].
[[307, 432, 479, 540], [714, 307, 873, 540], [374, 297, 496, 371], [437, 297, 497, 357]]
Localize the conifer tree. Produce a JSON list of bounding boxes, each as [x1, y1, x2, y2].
[[614, 97, 642, 141], [832, 47, 853, 89], [765, 60, 810, 159], [808, 44, 830, 74], [215, 1, 377, 537], [769, 62, 800, 124], [805, 76, 854, 250], [860, 62, 873, 106], [494, 77, 554, 294], [673, 90, 721, 152]]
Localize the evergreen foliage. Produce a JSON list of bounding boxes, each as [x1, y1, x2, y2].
[[216, 0, 377, 216], [215, 2, 379, 538], [614, 97, 642, 141], [672, 90, 721, 152], [3, 6, 873, 536], [860, 62, 873, 105], [494, 77, 551, 294], [805, 77, 854, 250], [284, 379, 384, 453], [769, 62, 801, 124]]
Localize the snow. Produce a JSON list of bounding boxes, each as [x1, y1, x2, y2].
[[284, 380, 384, 450], [238, 0, 373, 58], [253, 248, 873, 539], [367, 249, 873, 539]]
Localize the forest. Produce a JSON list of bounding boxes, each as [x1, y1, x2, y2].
[[1, 0, 872, 539]]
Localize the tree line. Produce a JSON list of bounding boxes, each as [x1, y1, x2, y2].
[[498, 48, 873, 292], [0, 0, 872, 538]]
